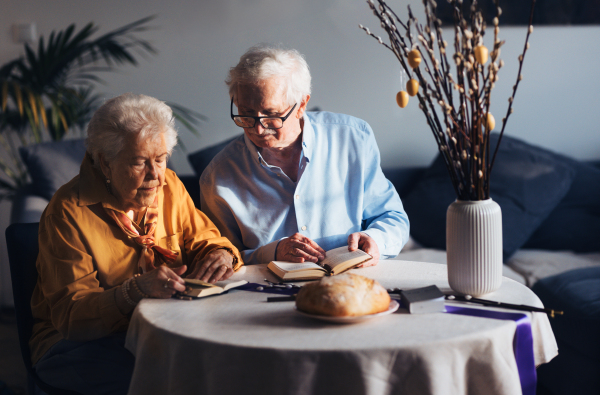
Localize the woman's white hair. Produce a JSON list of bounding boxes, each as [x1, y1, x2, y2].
[[226, 44, 311, 106], [86, 93, 178, 166]]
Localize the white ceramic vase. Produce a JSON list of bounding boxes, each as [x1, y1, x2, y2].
[[446, 199, 503, 296]]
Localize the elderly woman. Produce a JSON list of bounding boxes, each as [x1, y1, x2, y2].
[[200, 45, 409, 265], [30, 93, 242, 394]]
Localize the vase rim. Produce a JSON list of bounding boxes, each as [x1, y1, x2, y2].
[[453, 198, 495, 204]]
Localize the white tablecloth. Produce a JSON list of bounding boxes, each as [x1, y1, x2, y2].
[[125, 260, 558, 395]]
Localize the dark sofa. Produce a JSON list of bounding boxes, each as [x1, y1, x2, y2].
[[9, 133, 600, 395]]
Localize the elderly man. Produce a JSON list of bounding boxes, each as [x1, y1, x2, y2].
[[200, 45, 409, 265]]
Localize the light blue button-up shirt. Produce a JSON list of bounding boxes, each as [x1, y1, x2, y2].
[[200, 111, 410, 264]]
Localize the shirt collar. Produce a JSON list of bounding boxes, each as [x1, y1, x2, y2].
[[300, 113, 314, 162], [78, 152, 121, 210], [243, 133, 263, 165]]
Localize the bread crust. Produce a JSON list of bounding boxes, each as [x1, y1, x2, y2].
[[295, 273, 391, 317]]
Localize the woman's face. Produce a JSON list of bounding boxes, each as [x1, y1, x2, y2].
[[101, 132, 168, 212], [235, 77, 309, 150]]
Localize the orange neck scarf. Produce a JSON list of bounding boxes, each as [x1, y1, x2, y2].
[[105, 196, 179, 273]]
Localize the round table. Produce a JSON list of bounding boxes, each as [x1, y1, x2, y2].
[[125, 260, 557, 395]]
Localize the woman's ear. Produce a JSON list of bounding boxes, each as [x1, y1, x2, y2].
[[296, 94, 311, 119], [98, 154, 112, 181]]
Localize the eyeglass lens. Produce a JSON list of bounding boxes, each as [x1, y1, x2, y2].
[[233, 117, 283, 129]]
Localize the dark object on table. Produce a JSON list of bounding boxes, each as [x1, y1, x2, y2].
[[5, 222, 82, 395], [400, 285, 445, 314], [266, 295, 297, 302], [533, 267, 600, 395]]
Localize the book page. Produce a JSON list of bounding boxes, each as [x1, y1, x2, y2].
[[184, 278, 247, 292], [322, 246, 371, 269], [215, 279, 248, 291], [181, 279, 223, 298], [184, 278, 216, 288], [269, 261, 325, 273]]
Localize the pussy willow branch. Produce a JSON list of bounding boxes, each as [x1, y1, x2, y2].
[[362, 0, 534, 200], [489, 0, 536, 174], [362, 5, 456, 191], [391, 1, 461, 194]]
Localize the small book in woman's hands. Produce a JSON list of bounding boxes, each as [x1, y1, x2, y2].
[[267, 246, 372, 281], [179, 278, 248, 298]]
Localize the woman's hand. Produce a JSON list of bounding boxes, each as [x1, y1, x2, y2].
[[136, 265, 187, 298], [187, 249, 234, 283], [348, 232, 380, 267], [276, 233, 326, 263]]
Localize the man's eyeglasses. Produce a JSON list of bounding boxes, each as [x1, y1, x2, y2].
[[230, 97, 297, 129]]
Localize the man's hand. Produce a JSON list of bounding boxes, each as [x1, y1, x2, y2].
[[348, 232, 380, 267], [276, 233, 326, 263], [187, 249, 234, 283]]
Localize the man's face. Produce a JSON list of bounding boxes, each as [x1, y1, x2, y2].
[[234, 78, 306, 150]]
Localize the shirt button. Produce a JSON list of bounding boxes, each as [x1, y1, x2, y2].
[[295, 195, 300, 199], [301, 226, 307, 231]]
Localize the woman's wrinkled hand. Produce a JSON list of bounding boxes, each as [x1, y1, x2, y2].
[[276, 233, 326, 263], [136, 265, 187, 298], [348, 232, 380, 267], [187, 249, 234, 283]]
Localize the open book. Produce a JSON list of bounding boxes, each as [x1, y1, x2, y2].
[[179, 278, 248, 298], [267, 246, 372, 281]]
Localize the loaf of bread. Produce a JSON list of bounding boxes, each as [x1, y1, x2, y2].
[[295, 273, 391, 317]]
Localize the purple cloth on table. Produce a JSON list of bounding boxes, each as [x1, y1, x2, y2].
[[445, 305, 536, 395]]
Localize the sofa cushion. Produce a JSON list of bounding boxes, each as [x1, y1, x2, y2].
[[534, 265, 600, 395], [506, 249, 600, 287], [403, 133, 577, 260], [382, 167, 427, 198], [532, 267, 600, 360], [19, 139, 87, 201], [188, 135, 241, 177], [523, 159, 600, 252]]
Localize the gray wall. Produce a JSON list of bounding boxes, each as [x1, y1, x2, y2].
[[1, 0, 599, 305]]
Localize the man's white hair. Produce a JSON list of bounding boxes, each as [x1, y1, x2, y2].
[[86, 93, 178, 166], [226, 44, 312, 106]]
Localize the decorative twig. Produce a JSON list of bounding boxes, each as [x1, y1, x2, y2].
[[490, 0, 537, 174], [361, 0, 535, 200]]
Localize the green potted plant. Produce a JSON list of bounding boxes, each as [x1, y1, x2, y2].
[[0, 16, 204, 201]]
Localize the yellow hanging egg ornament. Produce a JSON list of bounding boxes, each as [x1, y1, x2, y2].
[[407, 49, 421, 69], [406, 79, 419, 96], [474, 45, 489, 64], [486, 112, 495, 130], [396, 91, 409, 108]]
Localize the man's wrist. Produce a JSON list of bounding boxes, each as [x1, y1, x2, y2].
[[274, 237, 288, 261]]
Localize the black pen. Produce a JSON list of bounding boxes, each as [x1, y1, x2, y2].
[[267, 295, 297, 302], [445, 295, 564, 318]]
